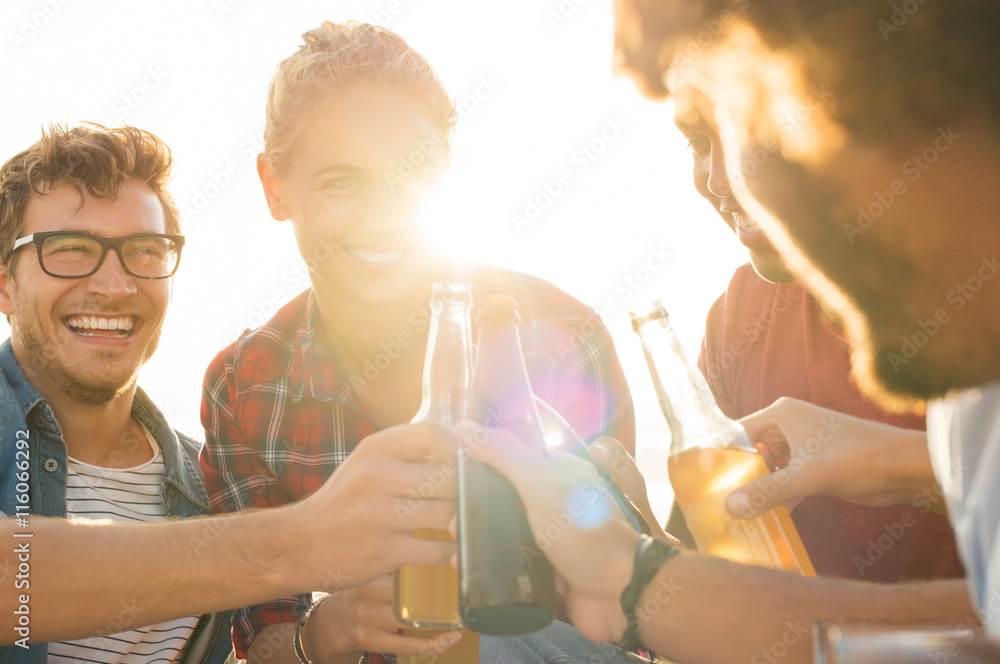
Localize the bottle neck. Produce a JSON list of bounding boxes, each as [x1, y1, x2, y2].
[[414, 299, 473, 426], [635, 314, 750, 455], [467, 307, 547, 452]]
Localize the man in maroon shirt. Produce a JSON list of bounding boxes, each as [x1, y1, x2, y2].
[[669, 111, 962, 582]]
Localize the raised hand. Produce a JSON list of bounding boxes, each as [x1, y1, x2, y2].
[[455, 421, 639, 643]]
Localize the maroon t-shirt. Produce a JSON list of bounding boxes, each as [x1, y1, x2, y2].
[[696, 263, 963, 582]]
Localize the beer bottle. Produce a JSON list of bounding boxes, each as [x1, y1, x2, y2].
[[458, 295, 557, 635], [394, 281, 473, 628], [631, 300, 815, 575]]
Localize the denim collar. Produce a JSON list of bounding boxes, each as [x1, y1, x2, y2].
[[0, 339, 209, 514]]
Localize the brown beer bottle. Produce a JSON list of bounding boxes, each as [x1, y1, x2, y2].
[[631, 301, 815, 575], [394, 281, 473, 628], [458, 295, 556, 635]]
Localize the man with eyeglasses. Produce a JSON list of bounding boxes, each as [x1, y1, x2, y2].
[[0, 125, 457, 662]]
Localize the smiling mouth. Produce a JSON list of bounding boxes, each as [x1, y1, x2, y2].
[[65, 315, 136, 337], [733, 211, 760, 233], [347, 248, 406, 265]]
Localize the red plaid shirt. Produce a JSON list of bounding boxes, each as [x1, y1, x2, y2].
[[199, 268, 636, 659]]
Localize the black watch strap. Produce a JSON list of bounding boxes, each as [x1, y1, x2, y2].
[[618, 534, 681, 651]]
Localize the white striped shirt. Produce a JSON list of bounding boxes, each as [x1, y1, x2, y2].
[[48, 426, 199, 664]]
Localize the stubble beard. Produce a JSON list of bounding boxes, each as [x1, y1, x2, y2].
[[12, 294, 162, 407]]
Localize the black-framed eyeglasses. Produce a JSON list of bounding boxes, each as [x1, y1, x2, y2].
[[12, 232, 185, 279]]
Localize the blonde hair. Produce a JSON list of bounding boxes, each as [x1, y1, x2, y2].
[[264, 21, 457, 173]]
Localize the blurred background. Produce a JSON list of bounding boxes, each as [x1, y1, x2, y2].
[[0, 0, 749, 524]]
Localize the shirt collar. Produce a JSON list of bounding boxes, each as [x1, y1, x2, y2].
[[0, 339, 209, 512], [0, 340, 46, 417], [290, 291, 354, 405]]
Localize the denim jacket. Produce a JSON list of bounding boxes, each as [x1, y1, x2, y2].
[[0, 340, 232, 663]]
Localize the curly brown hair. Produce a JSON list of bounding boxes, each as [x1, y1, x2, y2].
[[0, 123, 179, 270], [614, 0, 1000, 144]]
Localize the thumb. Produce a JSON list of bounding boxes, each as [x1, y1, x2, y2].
[[725, 466, 802, 519], [589, 438, 647, 501]]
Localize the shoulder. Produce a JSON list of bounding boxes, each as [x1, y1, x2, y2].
[[469, 264, 602, 323], [204, 289, 311, 391]]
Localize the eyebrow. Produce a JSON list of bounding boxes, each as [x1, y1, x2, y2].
[[312, 164, 366, 178]]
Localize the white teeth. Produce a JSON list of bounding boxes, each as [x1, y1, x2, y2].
[[67, 316, 135, 333], [348, 248, 405, 265]]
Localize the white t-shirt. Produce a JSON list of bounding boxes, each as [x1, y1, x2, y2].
[[927, 382, 1000, 635], [47, 426, 199, 663]]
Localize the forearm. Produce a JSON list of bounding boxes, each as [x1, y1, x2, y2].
[[635, 555, 975, 664], [880, 428, 948, 515], [0, 507, 313, 644]]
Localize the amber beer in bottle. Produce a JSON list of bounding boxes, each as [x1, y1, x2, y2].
[[458, 295, 556, 635], [394, 282, 473, 629], [631, 301, 815, 575]]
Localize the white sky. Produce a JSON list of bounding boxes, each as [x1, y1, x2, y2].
[[0, 0, 750, 522]]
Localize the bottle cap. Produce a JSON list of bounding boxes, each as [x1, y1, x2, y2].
[[431, 280, 473, 304], [629, 299, 669, 331]]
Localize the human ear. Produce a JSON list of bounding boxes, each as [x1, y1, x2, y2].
[[0, 262, 15, 316], [257, 153, 290, 222]]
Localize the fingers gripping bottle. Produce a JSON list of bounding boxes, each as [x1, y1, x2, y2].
[[631, 301, 815, 576], [458, 295, 557, 635], [394, 281, 473, 628]]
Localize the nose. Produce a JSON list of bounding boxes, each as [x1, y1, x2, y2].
[[87, 248, 137, 300], [706, 138, 733, 199], [374, 177, 422, 232]]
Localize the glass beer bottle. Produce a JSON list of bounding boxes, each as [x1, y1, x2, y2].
[[631, 300, 816, 576], [458, 295, 557, 635], [394, 281, 473, 628]]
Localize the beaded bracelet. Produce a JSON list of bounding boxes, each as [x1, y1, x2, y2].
[[294, 594, 331, 664], [618, 535, 680, 651]]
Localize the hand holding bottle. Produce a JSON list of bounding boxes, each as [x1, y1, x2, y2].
[[455, 421, 640, 643], [303, 576, 462, 663], [586, 437, 675, 542], [727, 397, 943, 519]]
